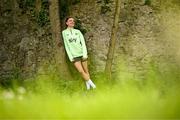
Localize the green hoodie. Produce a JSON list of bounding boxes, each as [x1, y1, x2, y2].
[[62, 28, 88, 62]]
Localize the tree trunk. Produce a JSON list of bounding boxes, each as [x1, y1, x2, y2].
[[104, 0, 121, 81], [12, 0, 18, 25], [35, 0, 41, 16], [49, 0, 73, 80], [60, 0, 71, 30]]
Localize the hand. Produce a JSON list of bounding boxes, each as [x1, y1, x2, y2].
[[72, 58, 75, 62], [82, 56, 88, 60]]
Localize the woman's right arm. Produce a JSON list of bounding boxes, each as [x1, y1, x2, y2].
[[62, 31, 74, 62]]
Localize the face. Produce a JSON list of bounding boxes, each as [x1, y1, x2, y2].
[[66, 18, 75, 27]]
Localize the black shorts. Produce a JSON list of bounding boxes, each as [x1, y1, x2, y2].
[[72, 56, 88, 63]]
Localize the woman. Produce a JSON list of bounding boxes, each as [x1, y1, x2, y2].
[[62, 17, 96, 90]]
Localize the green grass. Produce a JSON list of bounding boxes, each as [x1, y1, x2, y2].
[[0, 62, 179, 120], [0, 84, 179, 119]]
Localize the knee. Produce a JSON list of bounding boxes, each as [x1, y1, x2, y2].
[[84, 70, 89, 75], [78, 70, 89, 77], [78, 70, 85, 75]]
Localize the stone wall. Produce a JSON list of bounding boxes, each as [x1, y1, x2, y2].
[[1, 0, 180, 81], [70, 0, 158, 72], [0, 0, 55, 81], [70, 0, 180, 77]]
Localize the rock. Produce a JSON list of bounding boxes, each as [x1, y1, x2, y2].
[[0, 50, 8, 63], [0, 0, 179, 81]]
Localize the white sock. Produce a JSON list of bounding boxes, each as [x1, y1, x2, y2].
[[87, 79, 96, 89], [85, 81, 90, 90]]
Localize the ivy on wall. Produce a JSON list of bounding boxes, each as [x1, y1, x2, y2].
[[99, 0, 112, 14], [18, 0, 87, 34], [19, 0, 49, 27]]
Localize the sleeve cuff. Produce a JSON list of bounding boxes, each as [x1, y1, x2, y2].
[[83, 54, 88, 59]]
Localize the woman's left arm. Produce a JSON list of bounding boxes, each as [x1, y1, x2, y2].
[[78, 30, 88, 59]]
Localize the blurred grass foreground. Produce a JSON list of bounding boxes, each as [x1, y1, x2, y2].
[[0, 60, 179, 120]]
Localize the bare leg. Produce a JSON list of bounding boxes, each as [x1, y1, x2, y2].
[[82, 60, 96, 88], [73, 61, 90, 81], [81, 60, 90, 77]]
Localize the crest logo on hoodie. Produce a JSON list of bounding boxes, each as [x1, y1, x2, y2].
[[69, 38, 77, 43], [66, 32, 78, 43]]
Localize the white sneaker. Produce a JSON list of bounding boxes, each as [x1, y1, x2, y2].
[[88, 80, 96, 89], [86, 81, 90, 90]]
